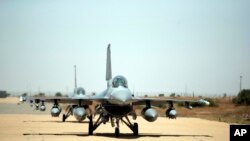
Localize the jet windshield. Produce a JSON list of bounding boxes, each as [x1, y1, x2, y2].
[[76, 87, 85, 94], [112, 75, 128, 88]]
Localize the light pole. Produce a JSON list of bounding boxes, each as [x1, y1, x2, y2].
[[240, 75, 242, 92]]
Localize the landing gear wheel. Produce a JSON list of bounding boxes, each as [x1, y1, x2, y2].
[[62, 114, 66, 122], [88, 124, 93, 135], [88, 118, 94, 135], [133, 123, 138, 136], [115, 127, 120, 137]]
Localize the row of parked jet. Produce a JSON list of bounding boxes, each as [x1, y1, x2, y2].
[[23, 44, 210, 137]]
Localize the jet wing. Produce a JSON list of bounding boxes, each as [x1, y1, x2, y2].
[[28, 96, 89, 105], [28, 95, 210, 108], [131, 97, 210, 107], [27, 95, 109, 105]]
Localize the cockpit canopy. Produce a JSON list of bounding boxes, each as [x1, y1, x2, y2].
[[76, 87, 85, 95], [112, 75, 128, 88]]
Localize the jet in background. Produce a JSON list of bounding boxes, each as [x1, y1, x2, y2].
[[30, 65, 91, 122], [19, 95, 27, 102], [61, 65, 90, 122], [31, 44, 210, 137]]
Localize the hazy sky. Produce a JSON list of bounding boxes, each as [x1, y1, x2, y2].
[[0, 0, 249, 96]]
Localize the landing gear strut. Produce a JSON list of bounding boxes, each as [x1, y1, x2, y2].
[[110, 117, 138, 137], [115, 127, 120, 137], [62, 114, 66, 122], [62, 105, 74, 122], [87, 113, 104, 135], [121, 116, 139, 136], [88, 115, 94, 135], [133, 123, 138, 136], [87, 113, 139, 137]]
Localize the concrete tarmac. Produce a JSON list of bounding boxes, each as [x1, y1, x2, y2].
[[0, 97, 229, 141], [0, 114, 229, 141]]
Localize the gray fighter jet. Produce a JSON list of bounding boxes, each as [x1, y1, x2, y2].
[[30, 65, 90, 122], [61, 65, 90, 122], [31, 44, 209, 137]]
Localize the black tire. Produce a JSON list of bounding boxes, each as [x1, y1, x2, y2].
[[133, 123, 138, 136], [62, 114, 66, 122], [88, 121, 93, 135], [115, 127, 120, 137]]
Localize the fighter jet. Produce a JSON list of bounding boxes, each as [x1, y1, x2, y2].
[[31, 44, 210, 137], [30, 65, 91, 123], [19, 95, 27, 102], [61, 65, 91, 122]]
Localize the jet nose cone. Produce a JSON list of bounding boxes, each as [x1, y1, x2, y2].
[[111, 88, 132, 104]]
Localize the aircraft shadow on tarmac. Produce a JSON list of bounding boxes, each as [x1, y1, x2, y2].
[[23, 132, 212, 139], [23, 120, 89, 123]]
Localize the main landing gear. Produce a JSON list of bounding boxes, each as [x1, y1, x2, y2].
[[121, 116, 138, 136], [62, 105, 74, 122], [87, 114, 139, 137]]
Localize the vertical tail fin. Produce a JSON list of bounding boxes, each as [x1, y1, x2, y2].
[[106, 44, 112, 81], [73, 65, 77, 94], [74, 65, 77, 88]]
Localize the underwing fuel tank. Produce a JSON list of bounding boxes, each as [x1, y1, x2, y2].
[[40, 101, 46, 111], [166, 107, 177, 119], [141, 107, 158, 122], [40, 105, 46, 111], [73, 107, 86, 121], [51, 106, 61, 117]]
